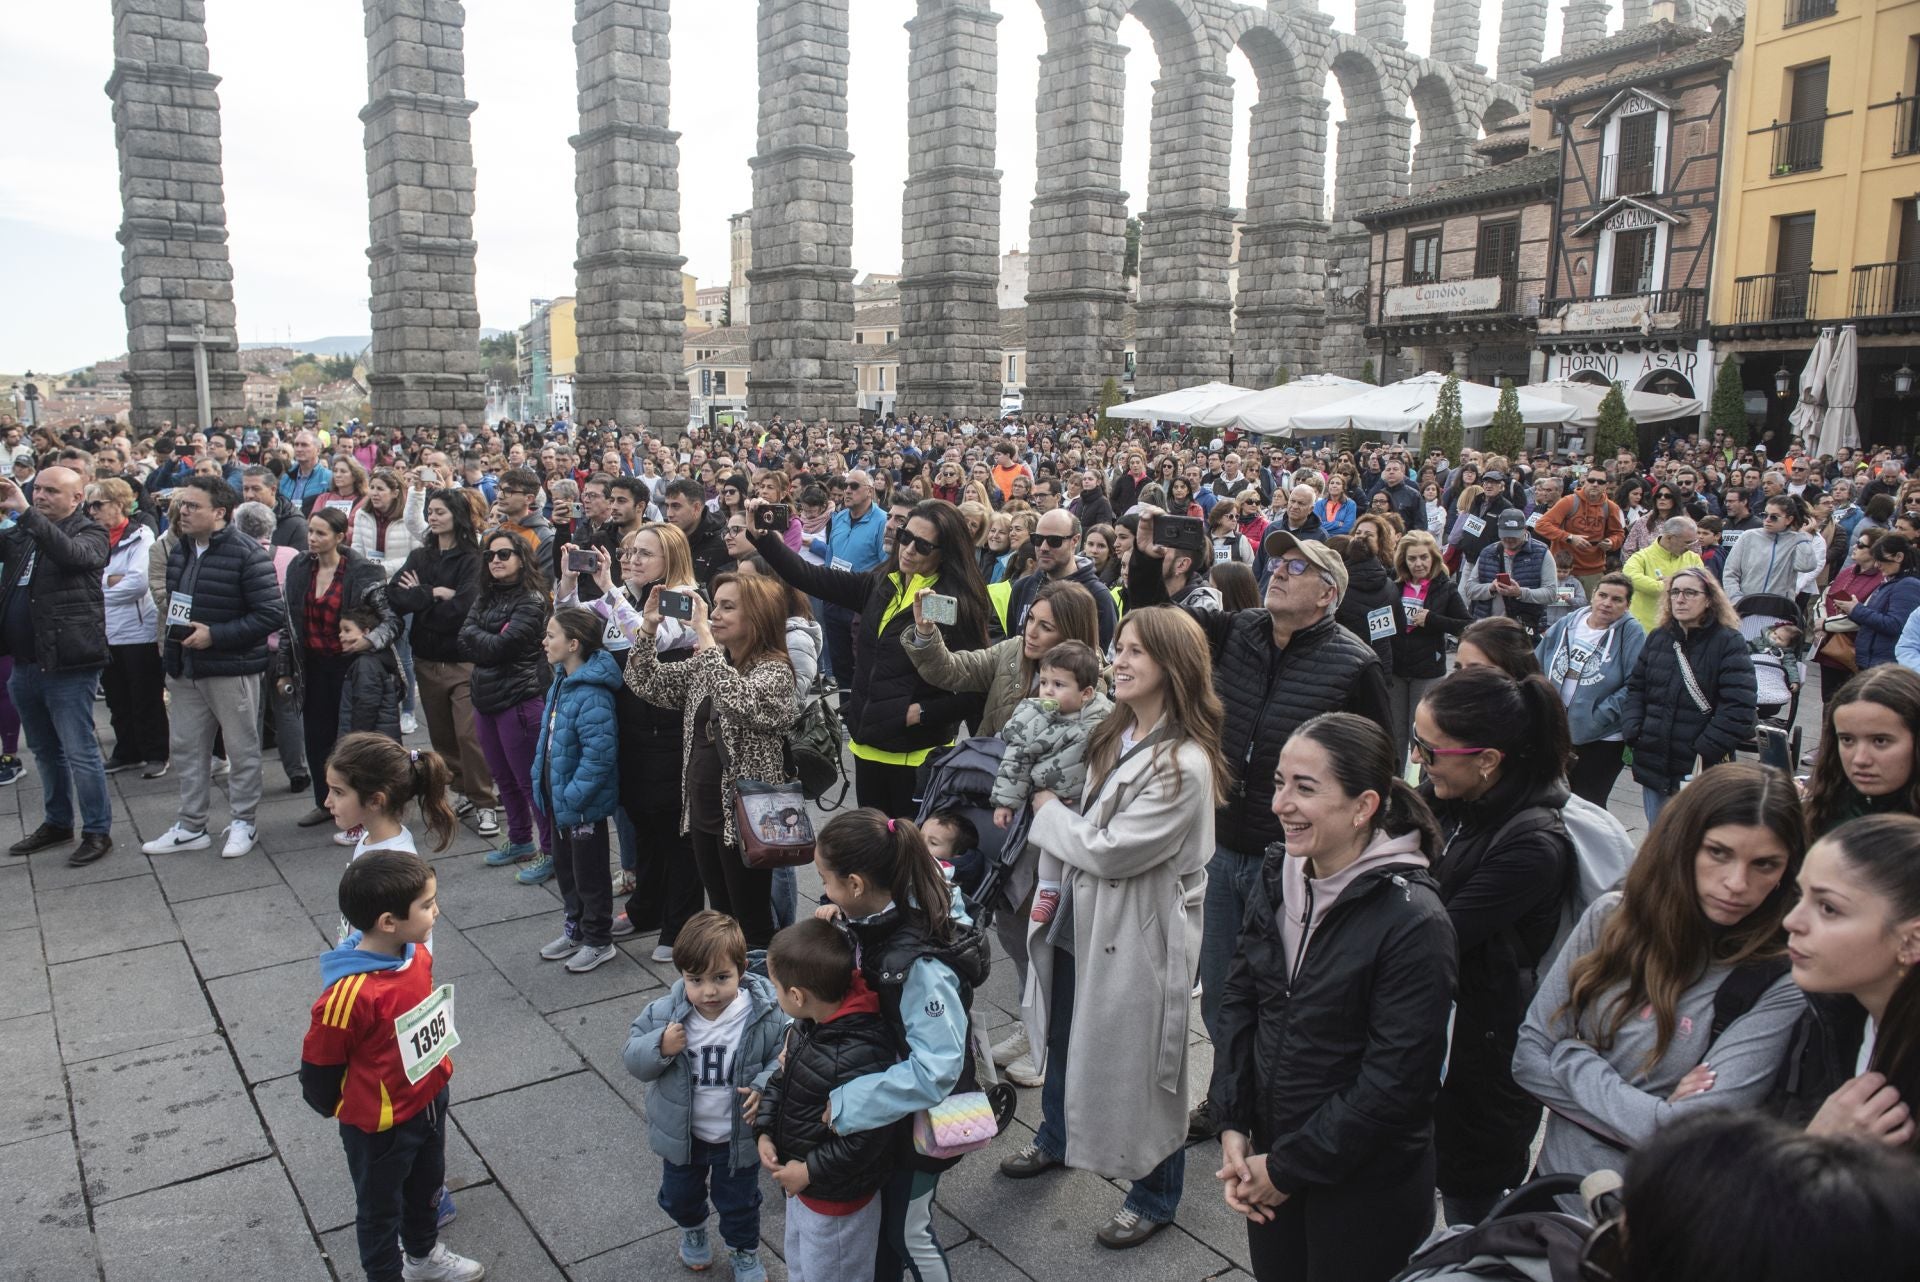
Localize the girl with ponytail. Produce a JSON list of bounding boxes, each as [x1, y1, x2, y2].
[[1772, 812, 1920, 1152], [1414, 666, 1577, 1224], [813, 808, 990, 1282], [1210, 713, 1458, 1282], [324, 731, 458, 858]]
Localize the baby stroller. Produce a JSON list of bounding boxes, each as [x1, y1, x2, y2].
[[915, 736, 1033, 930], [1734, 593, 1805, 772], [1391, 1171, 1622, 1282]]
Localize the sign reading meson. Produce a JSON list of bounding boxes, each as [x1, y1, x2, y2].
[[1382, 277, 1505, 318]]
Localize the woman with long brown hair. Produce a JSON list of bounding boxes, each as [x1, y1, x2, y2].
[[1514, 762, 1808, 1187], [1801, 665, 1920, 838], [999, 606, 1225, 1249]]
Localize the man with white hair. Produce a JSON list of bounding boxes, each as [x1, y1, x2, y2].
[[279, 430, 333, 516], [1621, 515, 1706, 631]]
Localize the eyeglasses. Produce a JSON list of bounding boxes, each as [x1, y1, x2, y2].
[[1269, 556, 1320, 579], [618, 551, 647, 563], [897, 531, 941, 555], [500, 487, 536, 497], [84, 500, 107, 511], [1668, 587, 1706, 600], [1410, 732, 1492, 762], [1033, 533, 1071, 548], [487, 547, 520, 563]]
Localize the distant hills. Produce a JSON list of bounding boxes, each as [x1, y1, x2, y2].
[[238, 329, 505, 358]]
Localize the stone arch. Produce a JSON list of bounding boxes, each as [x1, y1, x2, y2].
[[1321, 34, 1399, 120], [1479, 84, 1529, 134], [1405, 63, 1477, 188], [1222, 8, 1308, 101]]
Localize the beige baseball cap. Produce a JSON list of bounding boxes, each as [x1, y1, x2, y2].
[[1262, 528, 1347, 597]]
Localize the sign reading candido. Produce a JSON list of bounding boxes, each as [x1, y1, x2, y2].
[[1383, 277, 1505, 319]]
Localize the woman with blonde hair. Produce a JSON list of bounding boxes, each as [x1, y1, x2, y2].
[[323, 455, 370, 522], [999, 605, 1226, 1249], [1389, 528, 1469, 766]]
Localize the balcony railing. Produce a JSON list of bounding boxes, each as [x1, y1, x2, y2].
[[1767, 117, 1827, 173], [1733, 270, 1836, 323], [1893, 95, 1920, 157], [1851, 260, 1920, 316], [1544, 288, 1705, 333], [1599, 147, 1663, 199], [1784, 0, 1838, 25]]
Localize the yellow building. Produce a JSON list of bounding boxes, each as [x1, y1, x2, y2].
[[1714, 0, 1920, 447], [548, 297, 577, 377]]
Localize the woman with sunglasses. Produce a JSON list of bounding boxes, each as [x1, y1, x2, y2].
[[1833, 534, 1920, 670], [1413, 665, 1575, 1225], [745, 496, 990, 817], [1621, 568, 1757, 825], [1208, 502, 1251, 564], [1620, 484, 1684, 559], [1514, 763, 1806, 1196], [458, 530, 555, 880]]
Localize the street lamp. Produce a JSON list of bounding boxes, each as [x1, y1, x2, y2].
[[1896, 362, 1915, 398], [1774, 362, 1793, 398]]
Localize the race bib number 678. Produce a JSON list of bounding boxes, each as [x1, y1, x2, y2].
[[394, 984, 459, 1084]]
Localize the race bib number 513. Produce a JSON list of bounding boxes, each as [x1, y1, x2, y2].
[[394, 984, 459, 1084]]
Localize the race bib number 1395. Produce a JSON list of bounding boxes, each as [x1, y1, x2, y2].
[[394, 984, 459, 1084]]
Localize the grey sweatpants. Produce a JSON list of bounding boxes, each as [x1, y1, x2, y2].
[[783, 1191, 882, 1282], [168, 672, 264, 831]]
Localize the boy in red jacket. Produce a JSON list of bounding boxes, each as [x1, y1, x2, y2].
[[301, 851, 483, 1282]]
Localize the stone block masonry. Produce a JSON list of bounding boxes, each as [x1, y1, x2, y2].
[[362, 0, 485, 429], [106, 0, 245, 431], [572, 0, 688, 433]]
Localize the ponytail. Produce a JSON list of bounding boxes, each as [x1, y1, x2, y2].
[[1423, 667, 1570, 795], [817, 808, 955, 944], [327, 732, 457, 852], [1381, 777, 1443, 858], [410, 750, 456, 851]]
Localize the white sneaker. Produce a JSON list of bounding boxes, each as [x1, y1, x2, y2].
[[1005, 1053, 1043, 1088], [990, 1025, 1031, 1068], [210, 756, 230, 776], [401, 1242, 485, 1282], [334, 824, 365, 848], [475, 808, 500, 837], [141, 824, 210, 855], [401, 712, 420, 736], [650, 943, 675, 963], [221, 822, 257, 859]]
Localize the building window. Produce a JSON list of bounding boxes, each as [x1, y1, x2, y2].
[[1773, 213, 1817, 319], [1775, 62, 1829, 174], [886, 330, 896, 344], [1406, 230, 1442, 284], [714, 371, 728, 395], [1007, 354, 1019, 383], [1784, 0, 1838, 26], [1615, 112, 1659, 195], [1609, 227, 1658, 295], [1475, 220, 1520, 308]]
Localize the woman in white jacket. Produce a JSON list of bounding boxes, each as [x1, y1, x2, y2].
[[91, 479, 169, 772], [351, 468, 429, 731]]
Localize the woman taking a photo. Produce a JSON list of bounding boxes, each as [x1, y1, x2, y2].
[[387, 487, 496, 836], [747, 497, 989, 817], [1211, 713, 1458, 1282], [285, 507, 398, 826], [1621, 567, 1757, 823], [1414, 666, 1575, 1224], [997, 607, 1221, 1250], [1389, 529, 1469, 769], [1801, 666, 1920, 838], [621, 572, 796, 949], [458, 529, 554, 879], [1514, 763, 1807, 1186]]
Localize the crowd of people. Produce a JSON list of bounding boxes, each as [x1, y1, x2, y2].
[[5, 406, 1920, 1282]]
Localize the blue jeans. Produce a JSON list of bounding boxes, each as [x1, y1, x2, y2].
[[1034, 950, 1186, 1223], [1643, 786, 1672, 827], [658, 1138, 761, 1252], [393, 615, 416, 713], [614, 805, 638, 874], [771, 866, 798, 930], [1199, 844, 1263, 1044], [10, 663, 110, 835]]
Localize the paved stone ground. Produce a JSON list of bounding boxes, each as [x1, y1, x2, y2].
[[2, 690, 1818, 1281]]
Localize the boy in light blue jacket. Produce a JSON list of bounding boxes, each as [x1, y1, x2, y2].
[[1535, 572, 1646, 806]]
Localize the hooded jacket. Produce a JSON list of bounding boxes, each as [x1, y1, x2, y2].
[[990, 690, 1115, 810], [685, 507, 734, 588], [1002, 555, 1119, 650], [1210, 830, 1457, 1195], [1535, 608, 1647, 744], [338, 646, 403, 739], [299, 935, 449, 1133], [1722, 527, 1821, 600], [531, 648, 623, 826], [1334, 555, 1402, 678], [102, 520, 159, 646], [268, 491, 309, 552], [623, 971, 789, 1170], [1621, 621, 1758, 793], [754, 973, 899, 1204]]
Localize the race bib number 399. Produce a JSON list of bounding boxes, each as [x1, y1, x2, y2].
[[394, 984, 459, 1084]]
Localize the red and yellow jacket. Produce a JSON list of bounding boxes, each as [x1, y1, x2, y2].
[[300, 943, 453, 1132]]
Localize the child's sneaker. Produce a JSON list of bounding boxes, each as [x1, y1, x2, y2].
[[539, 922, 581, 960], [0, 754, 26, 785], [435, 1185, 457, 1228], [565, 943, 617, 974], [400, 1242, 486, 1281], [728, 1247, 768, 1282], [484, 839, 535, 867], [678, 1226, 712, 1270], [1030, 888, 1060, 924], [515, 852, 555, 885]]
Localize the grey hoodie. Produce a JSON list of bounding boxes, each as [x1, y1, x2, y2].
[[1280, 829, 1428, 980]]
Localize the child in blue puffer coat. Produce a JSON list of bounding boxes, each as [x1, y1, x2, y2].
[[531, 605, 624, 974]]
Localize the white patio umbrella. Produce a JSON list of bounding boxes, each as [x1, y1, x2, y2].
[[1187, 374, 1373, 434], [1290, 372, 1577, 435], [1100, 381, 1258, 423], [1817, 325, 1861, 456], [1520, 379, 1703, 429], [1789, 327, 1834, 440]]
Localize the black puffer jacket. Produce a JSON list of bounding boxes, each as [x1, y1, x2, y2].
[[1422, 774, 1574, 1196], [283, 548, 399, 663], [687, 508, 734, 588], [0, 507, 110, 673], [1334, 556, 1402, 678], [1210, 848, 1457, 1195], [338, 649, 403, 739], [386, 540, 481, 663], [1621, 621, 1757, 793], [1766, 993, 1870, 1128], [608, 586, 693, 800], [750, 531, 986, 756], [1391, 574, 1471, 679], [269, 492, 308, 552], [163, 523, 285, 679], [1132, 550, 1391, 854], [1452, 493, 1514, 566], [754, 979, 899, 1202], [458, 587, 551, 715]]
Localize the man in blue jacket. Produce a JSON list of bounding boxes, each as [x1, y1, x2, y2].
[[1535, 573, 1645, 805], [812, 470, 886, 688]]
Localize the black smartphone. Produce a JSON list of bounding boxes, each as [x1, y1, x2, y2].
[[1154, 514, 1206, 554], [754, 503, 791, 532], [564, 546, 597, 574], [659, 589, 695, 621]]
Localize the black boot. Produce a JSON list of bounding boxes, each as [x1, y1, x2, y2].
[[10, 823, 74, 857], [68, 833, 113, 867]]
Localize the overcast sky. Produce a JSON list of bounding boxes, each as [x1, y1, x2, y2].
[[2, 0, 1594, 373]]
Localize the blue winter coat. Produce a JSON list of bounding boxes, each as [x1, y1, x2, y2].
[[623, 972, 789, 1169], [1850, 572, 1920, 669], [531, 648, 622, 826]]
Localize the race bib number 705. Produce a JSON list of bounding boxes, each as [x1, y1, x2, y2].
[[394, 984, 460, 1084]]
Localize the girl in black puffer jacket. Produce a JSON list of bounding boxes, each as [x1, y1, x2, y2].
[[1621, 566, 1757, 825], [1331, 534, 1402, 678], [459, 529, 554, 871]]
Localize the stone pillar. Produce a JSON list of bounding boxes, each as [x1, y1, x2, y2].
[[1497, 0, 1549, 81], [1430, 0, 1483, 65], [1235, 93, 1330, 384], [898, 0, 1001, 421], [1411, 121, 1478, 188], [1134, 66, 1236, 396], [1561, 0, 1611, 50], [1023, 25, 1128, 415], [571, 0, 688, 431], [1622, 0, 1650, 26], [1356, 0, 1408, 47], [1327, 113, 1409, 380], [749, 0, 856, 423], [106, 0, 244, 432], [361, 0, 484, 429]]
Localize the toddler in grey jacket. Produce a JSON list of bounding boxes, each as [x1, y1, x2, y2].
[[989, 641, 1113, 923]]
